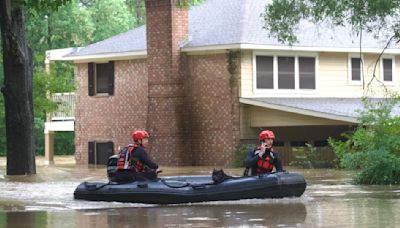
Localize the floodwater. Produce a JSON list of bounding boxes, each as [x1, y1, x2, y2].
[[1, 157, 400, 228]]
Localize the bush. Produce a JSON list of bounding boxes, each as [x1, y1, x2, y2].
[[54, 131, 75, 155], [232, 144, 255, 168], [290, 144, 337, 168], [34, 117, 75, 156], [329, 96, 400, 184]]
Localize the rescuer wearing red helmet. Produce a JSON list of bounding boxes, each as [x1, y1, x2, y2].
[[243, 130, 283, 176], [113, 130, 159, 182]]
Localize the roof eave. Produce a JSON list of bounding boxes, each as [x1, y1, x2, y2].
[[240, 98, 359, 123], [182, 44, 400, 54], [63, 51, 147, 63]]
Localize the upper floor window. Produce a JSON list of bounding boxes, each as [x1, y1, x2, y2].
[[256, 56, 273, 89], [88, 61, 114, 96], [278, 57, 295, 89], [255, 54, 316, 91], [348, 54, 363, 85], [299, 57, 316, 89], [381, 56, 395, 84]]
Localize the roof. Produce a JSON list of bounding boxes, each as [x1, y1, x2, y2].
[[67, 0, 400, 59], [240, 97, 400, 123]]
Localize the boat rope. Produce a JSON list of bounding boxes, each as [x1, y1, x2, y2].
[[160, 179, 191, 188]]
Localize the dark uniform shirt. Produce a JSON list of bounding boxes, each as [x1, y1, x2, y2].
[[133, 146, 158, 170]]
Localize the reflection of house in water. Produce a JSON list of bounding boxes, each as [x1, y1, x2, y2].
[[45, 0, 400, 166], [73, 204, 306, 227]]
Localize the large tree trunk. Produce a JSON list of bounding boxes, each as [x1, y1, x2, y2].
[[0, 0, 36, 175]]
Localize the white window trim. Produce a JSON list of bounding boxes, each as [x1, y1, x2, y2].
[[348, 54, 364, 86], [253, 51, 319, 95], [380, 55, 396, 86]]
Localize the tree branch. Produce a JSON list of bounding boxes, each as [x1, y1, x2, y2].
[[365, 35, 396, 96]]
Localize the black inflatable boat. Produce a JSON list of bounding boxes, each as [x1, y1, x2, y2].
[[74, 172, 306, 204]]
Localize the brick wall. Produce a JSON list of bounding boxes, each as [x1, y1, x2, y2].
[[74, 1, 241, 166], [145, 0, 192, 165], [74, 60, 148, 164], [188, 53, 241, 166]]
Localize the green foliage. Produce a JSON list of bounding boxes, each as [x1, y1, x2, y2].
[[329, 97, 400, 184], [25, 0, 94, 62], [291, 144, 317, 168], [0, 64, 75, 156], [125, 0, 146, 25], [33, 67, 75, 115], [34, 117, 74, 155], [226, 50, 240, 87], [291, 144, 337, 168], [232, 144, 255, 168], [89, 0, 135, 42], [16, 0, 71, 12], [34, 117, 45, 155], [264, 0, 400, 45], [54, 132, 75, 155]]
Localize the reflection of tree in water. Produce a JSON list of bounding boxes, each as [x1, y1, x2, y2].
[[5, 211, 47, 228], [105, 203, 307, 227]]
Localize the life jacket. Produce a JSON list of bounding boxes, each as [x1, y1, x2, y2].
[[116, 144, 144, 172], [244, 146, 275, 176]]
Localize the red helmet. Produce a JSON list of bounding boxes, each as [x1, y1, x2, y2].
[[132, 130, 149, 142], [259, 130, 275, 141]]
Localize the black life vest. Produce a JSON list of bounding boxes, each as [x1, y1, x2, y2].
[[116, 144, 144, 172]]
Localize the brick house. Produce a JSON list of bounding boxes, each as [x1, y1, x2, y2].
[[46, 0, 400, 166]]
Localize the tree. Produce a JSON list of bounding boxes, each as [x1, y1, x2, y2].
[[125, 0, 146, 26], [89, 0, 134, 42], [263, 0, 400, 45], [0, 0, 70, 175], [25, 0, 94, 64], [0, 46, 5, 156]]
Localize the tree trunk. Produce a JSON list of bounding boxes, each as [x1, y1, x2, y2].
[[0, 0, 36, 175]]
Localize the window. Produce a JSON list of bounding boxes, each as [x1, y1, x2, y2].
[[255, 54, 316, 91], [256, 56, 274, 89], [351, 58, 361, 81], [278, 57, 295, 89], [348, 55, 363, 85], [383, 59, 392, 81], [381, 56, 395, 84], [299, 57, 316, 89], [88, 61, 114, 96], [88, 141, 114, 165]]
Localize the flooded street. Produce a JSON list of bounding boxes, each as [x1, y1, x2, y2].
[[1, 157, 400, 227]]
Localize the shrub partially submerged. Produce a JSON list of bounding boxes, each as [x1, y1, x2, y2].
[[329, 97, 400, 184]]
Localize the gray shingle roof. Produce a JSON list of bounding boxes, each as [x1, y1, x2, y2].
[[71, 25, 146, 56], [240, 97, 400, 122], [70, 0, 399, 57]]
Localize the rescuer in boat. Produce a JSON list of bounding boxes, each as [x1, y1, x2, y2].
[[243, 130, 283, 176], [113, 130, 159, 182]]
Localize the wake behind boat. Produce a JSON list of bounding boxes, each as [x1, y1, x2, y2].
[[74, 171, 306, 204]]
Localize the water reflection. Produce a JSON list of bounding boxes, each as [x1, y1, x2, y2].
[[0, 203, 307, 228], [91, 203, 306, 228], [1, 158, 400, 227]]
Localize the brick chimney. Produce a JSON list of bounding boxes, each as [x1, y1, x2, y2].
[[145, 0, 192, 165]]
